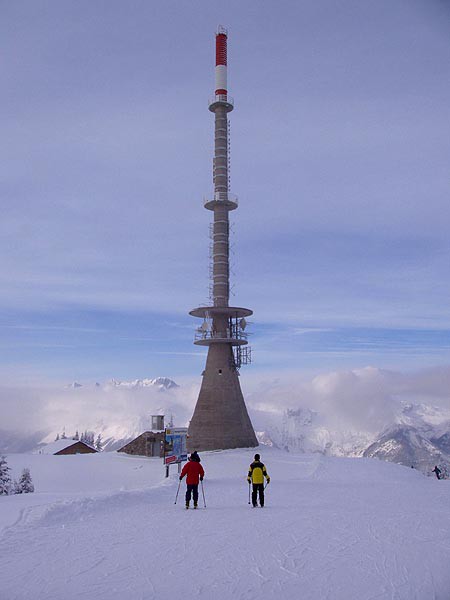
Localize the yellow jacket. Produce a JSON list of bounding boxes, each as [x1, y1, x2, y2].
[[248, 460, 270, 484]]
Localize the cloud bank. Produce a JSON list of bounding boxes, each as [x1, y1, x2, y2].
[[247, 365, 450, 437], [2, 365, 450, 454], [0, 383, 199, 452]]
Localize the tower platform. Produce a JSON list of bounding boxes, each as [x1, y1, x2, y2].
[[208, 94, 234, 112], [204, 192, 238, 211], [189, 306, 253, 319]]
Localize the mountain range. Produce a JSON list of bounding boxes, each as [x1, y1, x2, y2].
[[258, 399, 450, 475], [66, 377, 179, 391], [3, 373, 450, 475]]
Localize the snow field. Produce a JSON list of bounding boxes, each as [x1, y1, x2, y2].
[[1, 448, 450, 599]]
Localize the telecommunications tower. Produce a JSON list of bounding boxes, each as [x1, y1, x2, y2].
[[187, 27, 258, 451]]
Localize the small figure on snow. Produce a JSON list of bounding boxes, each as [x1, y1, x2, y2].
[[180, 452, 204, 509], [247, 453, 270, 507], [432, 465, 442, 480]]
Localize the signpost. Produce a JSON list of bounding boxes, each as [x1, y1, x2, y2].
[[163, 427, 188, 477]]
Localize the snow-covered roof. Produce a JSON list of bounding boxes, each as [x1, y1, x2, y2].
[[35, 439, 92, 455]]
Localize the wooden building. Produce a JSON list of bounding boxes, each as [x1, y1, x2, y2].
[[117, 431, 164, 458]]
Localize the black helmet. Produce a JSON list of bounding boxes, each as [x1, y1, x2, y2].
[[191, 451, 200, 462], [254, 453, 260, 461]]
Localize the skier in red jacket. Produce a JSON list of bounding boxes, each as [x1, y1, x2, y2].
[[180, 451, 205, 509]]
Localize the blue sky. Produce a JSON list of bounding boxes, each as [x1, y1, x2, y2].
[[2, 0, 450, 385]]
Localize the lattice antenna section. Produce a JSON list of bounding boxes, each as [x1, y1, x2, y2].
[[207, 223, 214, 302], [228, 119, 231, 191], [230, 345, 252, 372]]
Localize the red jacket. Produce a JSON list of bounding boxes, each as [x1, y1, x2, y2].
[[180, 460, 204, 485]]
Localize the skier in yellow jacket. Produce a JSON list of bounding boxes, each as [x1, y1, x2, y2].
[[247, 453, 270, 507]]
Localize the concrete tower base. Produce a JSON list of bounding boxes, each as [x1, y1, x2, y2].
[[187, 344, 258, 452]]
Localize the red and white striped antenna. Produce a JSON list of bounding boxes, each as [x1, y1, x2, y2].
[[215, 25, 228, 95]]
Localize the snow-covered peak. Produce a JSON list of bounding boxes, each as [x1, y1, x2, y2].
[[106, 377, 178, 391], [65, 377, 179, 391], [395, 401, 450, 442]]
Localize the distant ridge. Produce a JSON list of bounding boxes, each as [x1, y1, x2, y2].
[[65, 377, 179, 391], [363, 424, 449, 472]]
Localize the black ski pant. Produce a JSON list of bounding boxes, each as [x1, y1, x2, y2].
[[252, 483, 264, 507], [185, 484, 199, 504]]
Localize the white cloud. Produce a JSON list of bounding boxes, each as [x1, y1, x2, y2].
[[2, 366, 450, 452], [0, 383, 199, 445], [246, 365, 450, 436]]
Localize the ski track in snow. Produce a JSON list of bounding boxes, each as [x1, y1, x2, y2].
[[1, 449, 450, 600]]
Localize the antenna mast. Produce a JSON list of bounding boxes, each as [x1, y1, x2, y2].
[[187, 27, 257, 452]]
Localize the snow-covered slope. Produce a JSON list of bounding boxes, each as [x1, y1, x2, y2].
[[1, 448, 449, 599]]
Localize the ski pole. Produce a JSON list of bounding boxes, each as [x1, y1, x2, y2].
[[264, 480, 270, 490], [248, 481, 251, 504], [174, 480, 181, 504], [201, 480, 206, 508]]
